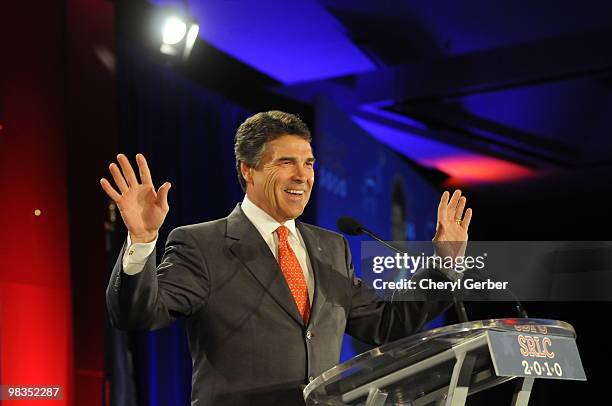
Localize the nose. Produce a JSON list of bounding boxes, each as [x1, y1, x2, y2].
[[292, 164, 308, 182]]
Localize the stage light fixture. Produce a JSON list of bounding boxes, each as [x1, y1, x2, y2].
[[162, 16, 186, 45], [159, 14, 199, 61]]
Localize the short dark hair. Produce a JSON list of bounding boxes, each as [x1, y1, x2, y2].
[[234, 111, 311, 192]]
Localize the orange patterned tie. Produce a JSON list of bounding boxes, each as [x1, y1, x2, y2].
[[276, 225, 310, 323]]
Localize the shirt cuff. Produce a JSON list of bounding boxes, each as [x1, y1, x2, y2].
[[122, 233, 157, 275]]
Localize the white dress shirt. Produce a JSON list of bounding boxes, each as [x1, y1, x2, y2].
[[122, 195, 315, 304]]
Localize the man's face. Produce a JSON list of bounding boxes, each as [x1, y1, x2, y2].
[[243, 134, 315, 223]]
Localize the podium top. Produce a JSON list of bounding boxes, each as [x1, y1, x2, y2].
[[304, 318, 576, 405]]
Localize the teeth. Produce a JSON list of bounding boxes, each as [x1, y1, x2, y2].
[[285, 189, 304, 195]]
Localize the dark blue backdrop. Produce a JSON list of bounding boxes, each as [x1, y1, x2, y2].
[[111, 41, 250, 405]]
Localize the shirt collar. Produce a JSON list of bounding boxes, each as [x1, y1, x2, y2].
[[241, 195, 297, 238]]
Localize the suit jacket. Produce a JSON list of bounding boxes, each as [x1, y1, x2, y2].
[[106, 204, 449, 405]]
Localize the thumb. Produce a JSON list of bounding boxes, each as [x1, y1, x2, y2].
[[157, 182, 172, 209]]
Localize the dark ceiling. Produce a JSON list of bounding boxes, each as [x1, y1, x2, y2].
[[143, 0, 612, 191], [299, 0, 612, 189]]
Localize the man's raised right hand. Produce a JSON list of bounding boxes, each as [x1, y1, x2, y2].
[[100, 153, 171, 243]]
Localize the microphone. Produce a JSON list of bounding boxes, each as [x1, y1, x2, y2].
[[337, 216, 404, 254], [337, 216, 470, 322], [336, 216, 362, 235], [336, 216, 529, 320]]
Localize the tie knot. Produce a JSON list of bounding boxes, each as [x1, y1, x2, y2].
[[276, 225, 289, 243]]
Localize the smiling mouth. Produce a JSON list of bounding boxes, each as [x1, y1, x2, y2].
[[284, 188, 305, 196]]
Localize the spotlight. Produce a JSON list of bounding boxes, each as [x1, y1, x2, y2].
[[159, 15, 199, 61], [162, 17, 187, 45]]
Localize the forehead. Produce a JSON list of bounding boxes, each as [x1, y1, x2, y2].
[[263, 134, 313, 158]]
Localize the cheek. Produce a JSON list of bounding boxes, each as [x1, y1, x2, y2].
[[307, 174, 315, 192], [263, 168, 281, 197]]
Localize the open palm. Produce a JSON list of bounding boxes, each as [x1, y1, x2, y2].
[[100, 154, 171, 243], [433, 189, 472, 259]]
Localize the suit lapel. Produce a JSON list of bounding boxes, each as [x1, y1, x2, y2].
[[296, 221, 329, 327], [226, 204, 304, 325]]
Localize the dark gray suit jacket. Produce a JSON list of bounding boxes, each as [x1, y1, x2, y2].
[[106, 204, 449, 405]]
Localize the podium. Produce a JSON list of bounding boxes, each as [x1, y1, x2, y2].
[[304, 318, 586, 405]]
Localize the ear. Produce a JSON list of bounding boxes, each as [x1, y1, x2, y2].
[[240, 161, 253, 184]]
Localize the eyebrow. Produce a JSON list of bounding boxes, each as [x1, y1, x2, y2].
[[275, 156, 316, 163]]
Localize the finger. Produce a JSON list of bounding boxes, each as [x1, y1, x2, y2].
[[109, 163, 129, 193], [437, 191, 450, 221], [156, 182, 172, 210], [454, 196, 467, 221], [461, 208, 473, 231], [446, 189, 462, 220], [100, 178, 122, 201], [136, 153, 153, 185], [117, 154, 139, 187]]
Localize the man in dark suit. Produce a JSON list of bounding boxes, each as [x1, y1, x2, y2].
[[101, 111, 473, 405]]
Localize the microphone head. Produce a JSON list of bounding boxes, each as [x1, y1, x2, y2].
[[336, 216, 363, 236]]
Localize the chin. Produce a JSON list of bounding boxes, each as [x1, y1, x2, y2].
[[282, 208, 304, 220]]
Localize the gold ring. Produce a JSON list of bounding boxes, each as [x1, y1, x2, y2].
[[455, 219, 462, 225]]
